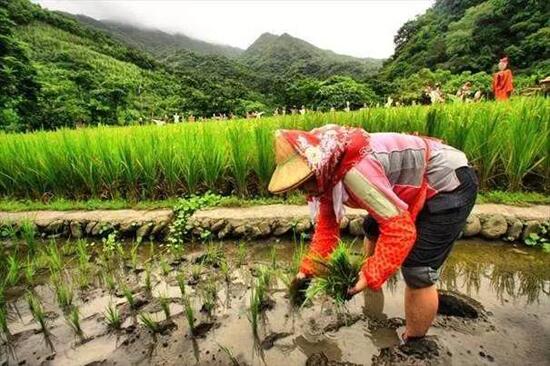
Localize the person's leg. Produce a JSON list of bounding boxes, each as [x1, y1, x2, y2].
[[404, 284, 438, 338]]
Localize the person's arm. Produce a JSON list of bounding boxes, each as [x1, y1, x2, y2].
[[344, 159, 417, 292], [299, 192, 340, 276]]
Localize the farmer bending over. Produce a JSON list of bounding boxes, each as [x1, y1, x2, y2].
[[268, 125, 477, 341]]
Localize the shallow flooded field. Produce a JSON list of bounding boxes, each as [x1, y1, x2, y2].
[[1, 238, 549, 366]]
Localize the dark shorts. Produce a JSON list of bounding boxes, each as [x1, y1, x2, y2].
[[363, 166, 478, 288]]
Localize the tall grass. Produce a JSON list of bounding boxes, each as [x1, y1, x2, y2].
[[0, 98, 547, 199]]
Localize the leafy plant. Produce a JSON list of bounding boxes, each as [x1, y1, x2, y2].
[[305, 242, 365, 304], [20, 220, 37, 254], [139, 312, 160, 334], [182, 294, 195, 336], [158, 294, 171, 320], [104, 303, 122, 330], [66, 307, 85, 342], [524, 222, 550, 252]]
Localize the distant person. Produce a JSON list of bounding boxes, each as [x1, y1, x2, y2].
[[173, 113, 180, 123], [473, 89, 483, 102], [429, 84, 445, 104], [492, 56, 513, 100], [385, 96, 393, 108], [456, 82, 472, 102], [344, 101, 351, 112]]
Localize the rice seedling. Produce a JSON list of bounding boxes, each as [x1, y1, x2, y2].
[[270, 246, 278, 269], [191, 264, 202, 282], [305, 242, 365, 305], [121, 286, 136, 310], [158, 294, 171, 320], [228, 125, 252, 196], [219, 260, 231, 283], [0, 291, 12, 342], [104, 303, 122, 331], [129, 242, 140, 272], [218, 344, 241, 366], [26, 292, 54, 351], [182, 294, 195, 336], [248, 283, 261, 338], [52, 276, 74, 312], [159, 258, 171, 277], [20, 220, 37, 254], [200, 280, 218, 318], [75, 239, 91, 270], [236, 241, 247, 267], [144, 265, 152, 295], [103, 272, 117, 293], [4, 255, 21, 287], [139, 312, 160, 334], [44, 241, 63, 273], [66, 307, 86, 342], [202, 242, 225, 268], [176, 273, 186, 297]]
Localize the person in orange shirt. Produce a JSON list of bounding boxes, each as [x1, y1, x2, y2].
[[492, 56, 513, 100]]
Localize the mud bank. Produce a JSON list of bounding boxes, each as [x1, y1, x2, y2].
[[0, 204, 548, 243]]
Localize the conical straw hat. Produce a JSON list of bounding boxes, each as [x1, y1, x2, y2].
[[268, 132, 314, 194]]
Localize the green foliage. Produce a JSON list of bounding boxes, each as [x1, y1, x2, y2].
[[104, 303, 122, 330], [306, 242, 365, 304], [383, 0, 549, 79], [0, 98, 546, 203], [524, 222, 550, 252], [167, 192, 222, 247]]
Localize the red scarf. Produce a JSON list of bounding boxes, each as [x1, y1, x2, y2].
[[279, 124, 370, 194]]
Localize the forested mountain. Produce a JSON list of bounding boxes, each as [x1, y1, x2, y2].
[[72, 15, 244, 58], [240, 32, 382, 80], [1, 0, 547, 131], [381, 0, 549, 79]]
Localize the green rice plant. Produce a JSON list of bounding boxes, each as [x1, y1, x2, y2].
[[129, 242, 140, 272], [121, 285, 136, 309], [291, 236, 307, 275], [44, 241, 63, 273], [191, 264, 202, 281], [158, 294, 171, 320], [104, 303, 122, 331], [269, 246, 277, 269], [139, 312, 160, 334], [305, 242, 365, 305], [252, 123, 276, 195], [248, 283, 261, 338], [236, 241, 247, 267], [20, 220, 37, 254], [218, 344, 241, 366], [26, 292, 54, 351], [0, 290, 12, 342], [103, 272, 117, 293], [75, 239, 91, 270], [159, 258, 171, 277], [182, 294, 195, 336], [176, 273, 186, 296], [144, 265, 152, 295], [66, 307, 85, 342], [52, 276, 74, 312], [203, 242, 225, 268], [200, 280, 218, 318], [219, 260, 230, 283], [227, 125, 251, 196], [4, 255, 21, 287]]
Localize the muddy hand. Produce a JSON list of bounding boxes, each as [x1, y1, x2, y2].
[[348, 271, 368, 297], [290, 272, 311, 306]]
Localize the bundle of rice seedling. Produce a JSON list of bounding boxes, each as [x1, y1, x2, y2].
[[305, 242, 365, 305]]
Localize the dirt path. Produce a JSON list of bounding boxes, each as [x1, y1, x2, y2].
[[0, 203, 548, 224]]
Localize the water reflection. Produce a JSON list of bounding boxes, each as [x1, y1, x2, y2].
[[437, 242, 550, 304]]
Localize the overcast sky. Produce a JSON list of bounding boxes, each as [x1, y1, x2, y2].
[[33, 0, 434, 59]]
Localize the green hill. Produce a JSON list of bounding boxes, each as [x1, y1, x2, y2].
[[240, 32, 382, 80], [382, 0, 549, 79], [73, 15, 244, 59]]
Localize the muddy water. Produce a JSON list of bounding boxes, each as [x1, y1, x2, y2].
[[1, 239, 549, 366]]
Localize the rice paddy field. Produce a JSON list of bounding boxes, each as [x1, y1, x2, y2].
[[0, 97, 548, 201], [1, 235, 549, 366]]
